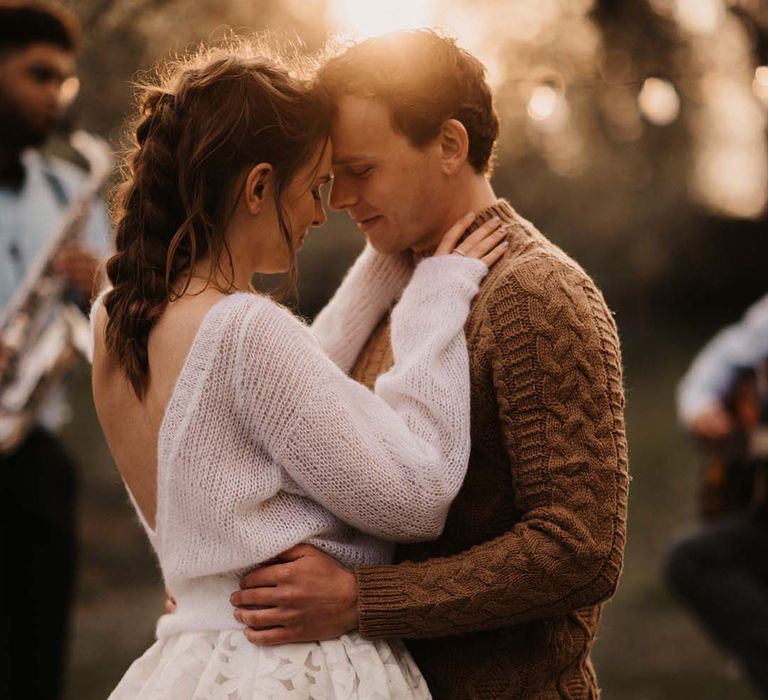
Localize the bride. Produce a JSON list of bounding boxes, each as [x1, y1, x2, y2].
[[91, 42, 508, 699]]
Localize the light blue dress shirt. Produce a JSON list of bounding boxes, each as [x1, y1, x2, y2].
[[0, 148, 110, 311], [0, 148, 111, 430], [677, 292, 768, 425]]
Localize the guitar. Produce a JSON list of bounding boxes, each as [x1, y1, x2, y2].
[[699, 362, 768, 521]]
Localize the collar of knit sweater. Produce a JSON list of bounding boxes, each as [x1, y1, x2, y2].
[[411, 199, 518, 265], [465, 198, 517, 233]]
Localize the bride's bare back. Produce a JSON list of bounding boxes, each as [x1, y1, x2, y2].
[[91, 290, 226, 530]]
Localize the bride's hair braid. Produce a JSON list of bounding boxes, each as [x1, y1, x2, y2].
[[104, 41, 331, 398]]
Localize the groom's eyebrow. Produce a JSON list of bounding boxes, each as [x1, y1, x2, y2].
[[332, 155, 373, 167]]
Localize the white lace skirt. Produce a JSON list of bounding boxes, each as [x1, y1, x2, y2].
[[108, 629, 431, 699]]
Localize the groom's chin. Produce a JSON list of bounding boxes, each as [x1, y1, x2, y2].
[[365, 233, 405, 256]]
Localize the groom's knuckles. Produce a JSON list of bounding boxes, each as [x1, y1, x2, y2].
[[274, 565, 293, 585], [239, 607, 276, 627], [240, 561, 292, 589], [239, 569, 267, 588], [230, 589, 257, 607]]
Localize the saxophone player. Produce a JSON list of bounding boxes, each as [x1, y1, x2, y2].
[[0, 3, 109, 699]]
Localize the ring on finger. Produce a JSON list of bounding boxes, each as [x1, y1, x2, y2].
[[452, 248, 467, 257]]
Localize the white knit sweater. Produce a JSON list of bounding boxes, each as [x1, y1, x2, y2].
[[93, 248, 486, 637]]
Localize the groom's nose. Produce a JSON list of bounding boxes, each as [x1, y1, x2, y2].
[[328, 175, 357, 212]]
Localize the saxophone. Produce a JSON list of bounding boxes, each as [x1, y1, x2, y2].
[[0, 131, 112, 454]]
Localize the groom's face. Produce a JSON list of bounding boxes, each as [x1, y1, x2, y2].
[[329, 95, 447, 254]]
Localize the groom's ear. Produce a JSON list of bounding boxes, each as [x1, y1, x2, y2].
[[244, 163, 273, 215], [439, 119, 469, 175]]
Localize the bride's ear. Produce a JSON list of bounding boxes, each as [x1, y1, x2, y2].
[[244, 163, 273, 215]]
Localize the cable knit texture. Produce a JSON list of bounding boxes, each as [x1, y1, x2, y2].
[[91, 253, 487, 641], [345, 201, 629, 699]]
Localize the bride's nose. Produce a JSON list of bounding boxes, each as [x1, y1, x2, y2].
[[312, 198, 327, 227]]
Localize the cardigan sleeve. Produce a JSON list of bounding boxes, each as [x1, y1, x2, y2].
[[235, 255, 488, 543], [355, 256, 629, 638], [311, 244, 412, 373]]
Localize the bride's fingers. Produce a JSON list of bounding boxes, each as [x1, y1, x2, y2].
[[453, 217, 506, 257], [481, 240, 510, 267], [462, 225, 510, 259], [434, 212, 476, 256]]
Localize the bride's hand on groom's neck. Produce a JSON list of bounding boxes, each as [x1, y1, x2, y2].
[[230, 544, 358, 645]]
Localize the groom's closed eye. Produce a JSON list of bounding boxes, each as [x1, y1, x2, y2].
[[348, 166, 373, 179], [333, 160, 374, 179]]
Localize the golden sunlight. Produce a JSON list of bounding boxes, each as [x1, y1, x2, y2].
[[326, 0, 438, 39]]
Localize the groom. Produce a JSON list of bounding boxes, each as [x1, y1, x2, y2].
[[231, 30, 629, 698]]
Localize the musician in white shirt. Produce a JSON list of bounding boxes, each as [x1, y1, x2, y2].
[[667, 293, 768, 699], [0, 4, 109, 699]]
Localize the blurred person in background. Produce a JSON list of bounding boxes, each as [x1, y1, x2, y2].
[[231, 29, 629, 700], [0, 2, 110, 699], [666, 294, 768, 698]]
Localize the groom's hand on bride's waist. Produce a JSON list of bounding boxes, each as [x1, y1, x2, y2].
[[231, 544, 359, 646]]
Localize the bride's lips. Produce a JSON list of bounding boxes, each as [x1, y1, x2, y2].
[[355, 215, 382, 232]]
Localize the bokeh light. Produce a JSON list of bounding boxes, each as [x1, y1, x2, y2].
[[638, 78, 681, 126], [527, 84, 570, 132], [527, 85, 560, 122], [673, 0, 725, 35], [752, 65, 768, 104]]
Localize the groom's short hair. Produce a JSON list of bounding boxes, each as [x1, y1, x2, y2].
[[318, 29, 499, 174]]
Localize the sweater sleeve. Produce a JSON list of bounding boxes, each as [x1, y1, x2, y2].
[[235, 254, 487, 542], [355, 257, 629, 638], [311, 244, 412, 372]]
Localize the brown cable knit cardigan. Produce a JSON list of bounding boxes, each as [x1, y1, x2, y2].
[[350, 200, 629, 699]]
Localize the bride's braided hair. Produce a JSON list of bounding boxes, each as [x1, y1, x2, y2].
[[104, 42, 331, 398]]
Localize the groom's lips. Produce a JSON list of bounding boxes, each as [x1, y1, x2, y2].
[[354, 215, 382, 232]]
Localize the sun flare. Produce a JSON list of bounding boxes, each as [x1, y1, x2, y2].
[[326, 0, 438, 39]]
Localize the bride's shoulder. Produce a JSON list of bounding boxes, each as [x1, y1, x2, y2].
[[210, 294, 321, 379], [216, 292, 310, 336], [173, 294, 316, 373]]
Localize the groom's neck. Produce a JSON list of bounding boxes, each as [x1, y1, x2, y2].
[[411, 174, 499, 255]]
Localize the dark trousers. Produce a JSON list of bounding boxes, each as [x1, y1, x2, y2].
[[0, 427, 78, 700], [665, 512, 768, 698]]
